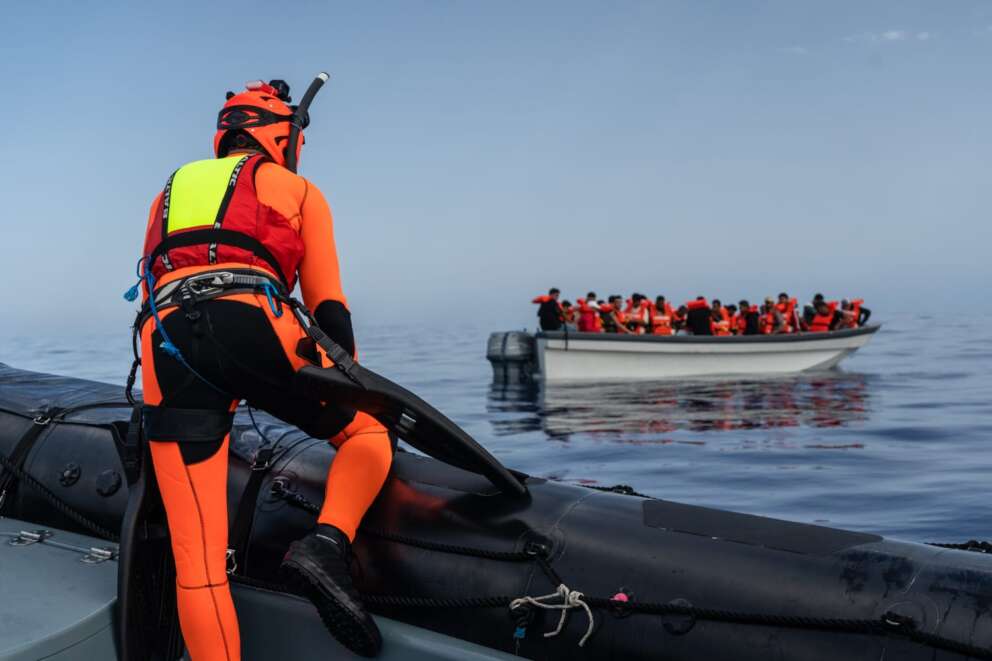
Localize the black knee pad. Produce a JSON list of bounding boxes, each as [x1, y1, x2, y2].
[[143, 405, 234, 464]]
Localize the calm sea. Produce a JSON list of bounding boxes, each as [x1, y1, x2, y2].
[[2, 311, 990, 542]]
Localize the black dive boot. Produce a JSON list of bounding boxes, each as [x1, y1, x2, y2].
[[281, 524, 382, 657]]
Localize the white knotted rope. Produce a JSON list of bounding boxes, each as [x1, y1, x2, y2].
[[509, 584, 596, 647]]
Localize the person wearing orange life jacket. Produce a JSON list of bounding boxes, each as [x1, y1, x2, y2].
[[560, 300, 577, 329], [712, 299, 730, 324], [625, 293, 651, 334], [576, 292, 602, 332], [775, 292, 799, 333], [651, 304, 674, 335], [724, 304, 739, 334], [808, 300, 840, 332], [760, 297, 788, 334], [532, 287, 564, 331], [654, 295, 674, 318], [131, 78, 391, 659], [710, 306, 732, 336], [839, 298, 871, 328], [600, 295, 633, 334]]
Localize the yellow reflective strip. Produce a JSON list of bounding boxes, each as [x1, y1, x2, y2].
[[166, 157, 243, 233]]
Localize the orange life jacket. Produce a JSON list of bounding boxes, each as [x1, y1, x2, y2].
[[775, 299, 798, 333], [808, 302, 838, 332], [651, 313, 673, 335], [577, 299, 602, 332], [711, 318, 731, 336], [841, 299, 864, 328], [143, 154, 304, 289], [760, 310, 780, 334], [685, 299, 709, 311]]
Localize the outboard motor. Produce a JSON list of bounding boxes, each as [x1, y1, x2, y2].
[[486, 331, 536, 384]]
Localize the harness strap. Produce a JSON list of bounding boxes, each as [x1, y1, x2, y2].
[[120, 405, 144, 486], [0, 407, 64, 512], [228, 444, 278, 574], [147, 229, 290, 288]]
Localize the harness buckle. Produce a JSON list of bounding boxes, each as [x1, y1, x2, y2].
[[185, 271, 235, 297], [251, 447, 275, 472]]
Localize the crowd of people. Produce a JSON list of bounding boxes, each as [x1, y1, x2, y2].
[[532, 289, 871, 336]]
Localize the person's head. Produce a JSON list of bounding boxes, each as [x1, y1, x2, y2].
[[587, 291, 597, 301], [841, 298, 850, 310], [655, 295, 666, 307], [696, 295, 705, 301], [739, 299, 749, 310], [764, 297, 775, 311], [215, 79, 305, 168], [712, 299, 722, 309], [816, 300, 830, 314], [778, 293, 789, 303], [677, 305, 688, 315], [632, 293, 643, 304], [549, 287, 560, 300], [562, 300, 572, 309], [726, 304, 738, 315], [813, 293, 825, 305]]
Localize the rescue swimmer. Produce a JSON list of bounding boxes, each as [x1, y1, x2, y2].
[[131, 77, 392, 659]]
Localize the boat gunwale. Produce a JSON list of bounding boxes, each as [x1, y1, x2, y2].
[[536, 324, 880, 345]]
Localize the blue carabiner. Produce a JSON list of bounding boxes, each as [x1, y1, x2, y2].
[[261, 281, 283, 318]]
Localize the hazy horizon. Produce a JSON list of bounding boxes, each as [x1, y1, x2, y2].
[[2, 1, 989, 338]]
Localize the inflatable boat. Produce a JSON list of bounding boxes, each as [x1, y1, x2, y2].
[[488, 325, 880, 382], [0, 362, 990, 660]]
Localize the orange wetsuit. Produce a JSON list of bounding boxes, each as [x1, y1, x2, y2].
[[140, 156, 393, 661]]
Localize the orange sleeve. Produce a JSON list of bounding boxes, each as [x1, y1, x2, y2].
[[254, 163, 347, 311], [297, 182, 348, 312]]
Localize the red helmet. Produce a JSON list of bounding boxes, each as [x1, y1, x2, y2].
[[214, 80, 306, 167]]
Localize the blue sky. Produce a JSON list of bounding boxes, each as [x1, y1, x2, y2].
[[1, 1, 989, 336]]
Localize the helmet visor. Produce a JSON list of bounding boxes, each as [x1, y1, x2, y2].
[[218, 105, 302, 131]]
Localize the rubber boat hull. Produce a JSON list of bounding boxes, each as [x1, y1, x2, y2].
[[490, 325, 880, 382], [0, 363, 990, 661]]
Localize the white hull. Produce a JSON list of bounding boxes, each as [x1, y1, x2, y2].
[[535, 326, 879, 382]]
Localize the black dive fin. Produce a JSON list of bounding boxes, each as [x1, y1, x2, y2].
[[116, 420, 185, 660], [295, 364, 528, 498]]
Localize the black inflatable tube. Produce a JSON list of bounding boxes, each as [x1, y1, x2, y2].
[[0, 363, 991, 660]]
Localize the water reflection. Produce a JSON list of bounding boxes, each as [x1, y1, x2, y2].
[[488, 373, 871, 441]]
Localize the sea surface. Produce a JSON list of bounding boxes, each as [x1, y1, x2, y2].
[[2, 312, 990, 542]]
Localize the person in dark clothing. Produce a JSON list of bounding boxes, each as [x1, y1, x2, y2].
[[685, 297, 713, 335], [738, 299, 761, 335], [533, 288, 564, 331]]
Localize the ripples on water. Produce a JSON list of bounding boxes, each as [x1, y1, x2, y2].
[[2, 312, 990, 542]]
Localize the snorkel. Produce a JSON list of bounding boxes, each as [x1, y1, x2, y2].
[[285, 72, 330, 173]]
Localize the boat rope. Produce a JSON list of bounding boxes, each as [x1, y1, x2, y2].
[[510, 584, 595, 647]]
